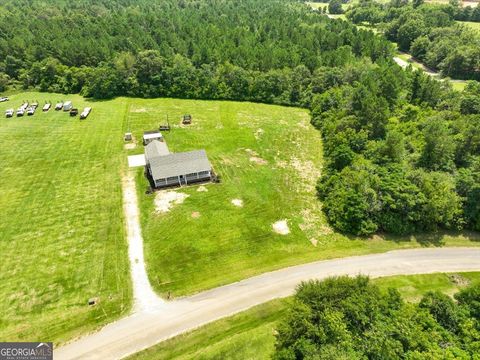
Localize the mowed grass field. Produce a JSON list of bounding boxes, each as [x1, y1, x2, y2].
[[0, 92, 131, 343], [127, 99, 480, 297], [129, 272, 480, 360]]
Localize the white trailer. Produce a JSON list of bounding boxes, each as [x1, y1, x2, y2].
[[63, 101, 72, 111], [80, 107, 92, 119]]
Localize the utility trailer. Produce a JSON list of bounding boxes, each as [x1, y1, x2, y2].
[[80, 107, 91, 119]]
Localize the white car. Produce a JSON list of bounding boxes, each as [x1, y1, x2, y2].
[[27, 107, 35, 116], [5, 109, 14, 117], [16, 108, 25, 117], [0, 97, 9, 102]]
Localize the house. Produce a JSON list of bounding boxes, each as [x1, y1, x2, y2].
[[143, 130, 163, 145], [145, 140, 212, 188], [182, 114, 192, 124], [63, 101, 72, 111]]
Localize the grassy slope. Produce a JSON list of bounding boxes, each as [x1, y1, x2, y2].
[[129, 272, 480, 360], [0, 92, 131, 344], [458, 21, 480, 31], [130, 98, 479, 297]]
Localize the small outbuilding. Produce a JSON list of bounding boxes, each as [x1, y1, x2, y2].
[[182, 114, 192, 125], [124, 132, 132, 141], [143, 130, 163, 145]]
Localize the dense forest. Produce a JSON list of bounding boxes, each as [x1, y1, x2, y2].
[[313, 66, 480, 235], [0, 0, 479, 236], [274, 276, 480, 358], [347, 0, 480, 80], [0, 0, 391, 101]]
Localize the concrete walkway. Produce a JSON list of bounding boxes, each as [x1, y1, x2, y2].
[[122, 171, 164, 312], [127, 155, 146, 168], [56, 247, 480, 359]]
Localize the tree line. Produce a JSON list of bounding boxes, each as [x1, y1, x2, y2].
[[274, 276, 480, 359], [0, 0, 390, 99], [312, 62, 480, 235], [346, 0, 480, 80]]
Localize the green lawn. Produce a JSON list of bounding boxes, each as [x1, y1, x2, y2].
[[128, 98, 480, 297], [129, 272, 480, 360], [0, 92, 131, 344], [457, 21, 480, 32], [305, 1, 328, 10]]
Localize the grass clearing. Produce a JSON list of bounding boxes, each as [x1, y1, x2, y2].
[[0, 92, 131, 344], [128, 272, 480, 360], [128, 98, 480, 297], [457, 20, 480, 32], [451, 81, 468, 92]]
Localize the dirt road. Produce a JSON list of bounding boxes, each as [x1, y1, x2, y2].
[[56, 247, 480, 359], [122, 171, 164, 312]]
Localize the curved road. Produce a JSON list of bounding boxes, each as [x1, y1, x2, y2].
[[56, 247, 480, 359]]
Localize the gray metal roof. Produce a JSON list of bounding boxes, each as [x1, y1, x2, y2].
[[145, 140, 170, 160], [149, 150, 212, 180]]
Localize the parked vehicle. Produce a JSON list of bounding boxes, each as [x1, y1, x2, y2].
[[5, 109, 14, 118], [0, 97, 9, 102], [63, 101, 72, 111], [55, 102, 63, 110], [31, 102, 39, 109], [70, 108, 78, 116], [80, 107, 91, 119], [16, 108, 25, 117], [27, 107, 35, 116], [43, 103, 51, 112]]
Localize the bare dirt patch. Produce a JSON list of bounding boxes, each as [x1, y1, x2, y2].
[[124, 143, 136, 150], [250, 156, 267, 165], [191, 211, 201, 218], [254, 128, 264, 140], [131, 108, 147, 113], [197, 185, 208, 192], [272, 220, 290, 235], [231, 199, 243, 207], [155, 191, 190, 213], [448, 274, 470, 286]]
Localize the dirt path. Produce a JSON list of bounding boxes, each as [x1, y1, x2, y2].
[[122, 171, 164, 313], [56, 247, 480, 359]]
